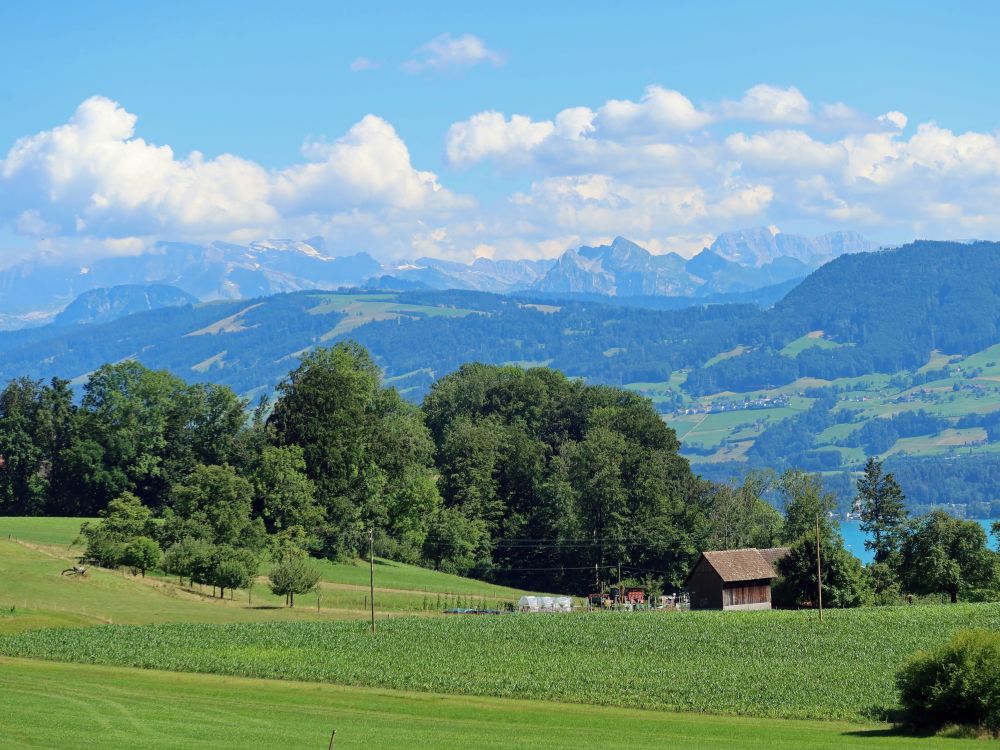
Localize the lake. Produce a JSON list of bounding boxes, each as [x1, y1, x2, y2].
[[840, 519, 999, 564]]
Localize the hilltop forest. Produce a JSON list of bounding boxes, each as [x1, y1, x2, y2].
[[2, 343, 998, 603], [0, 347, 712, 592]]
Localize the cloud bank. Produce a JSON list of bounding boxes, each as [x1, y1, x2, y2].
[[3, 85, 1000, 265]]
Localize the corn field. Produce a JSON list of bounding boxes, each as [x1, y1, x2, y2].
[[3, 604, 999, 721]]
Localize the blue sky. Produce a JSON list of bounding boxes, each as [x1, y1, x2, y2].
[[2, 1, 1000, 265]]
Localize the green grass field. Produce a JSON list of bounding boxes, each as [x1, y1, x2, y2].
[[0, 516, 530, 596], [2, 657, 976, 750], [1, 518, 997, 746], [0, 519, 536, 632], [307, 292, 477, 340], [780, 332, 846, 357], [4, 604, 998, 722], [0, 516, 90, 546]]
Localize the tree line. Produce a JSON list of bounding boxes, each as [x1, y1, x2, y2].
[[1, 344, 997, 604], [709, 458, 1000, 606]]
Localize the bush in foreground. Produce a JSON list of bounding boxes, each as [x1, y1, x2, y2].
[[896, 628, 1000, 734]]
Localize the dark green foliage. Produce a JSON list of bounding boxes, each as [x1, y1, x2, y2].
[[774, 534, 869, 609], [898, 511, 997, 603], [856, 457, 908, 564], [706, 471, 784, 550], [208, 547, 257, 598], [162, 537, 214, 586], [774, 241, 1000, 370], [168, 464, 264, 550], [747, 397, 844, 470], [0, 377, 74, 515], [685, 349, 799, 395], [772, 470, 868, 608], [80, 492, 156, 568], [841, 410, 948, 455], [268, 342, 440, 558], [251, 445, 322, 534], [777, 470, 839, 543], [422, 506, 486, 575], [885, 454, 1000, 514], [422, 364, 706, 592], [897, 629, 1000, 732]]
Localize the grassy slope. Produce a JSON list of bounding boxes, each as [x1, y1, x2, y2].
[[2, 657, 973, 750], [4, 605, 999, 722], [0, 516, 530, 596], [0, 519, 537, 632]]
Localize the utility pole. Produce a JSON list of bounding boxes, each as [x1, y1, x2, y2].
[[369, 527, 376, 634], [617, 561, 622, 607], [815, 514, 824, 622]]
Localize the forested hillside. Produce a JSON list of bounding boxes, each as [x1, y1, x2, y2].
[[0, 241, 998, 514]]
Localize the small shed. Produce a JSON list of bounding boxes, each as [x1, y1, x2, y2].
[[685, 547, 789, 611]]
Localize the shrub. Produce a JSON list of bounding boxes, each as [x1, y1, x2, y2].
[[896, 629, 1000, 733], [121, 536, 162, 578]]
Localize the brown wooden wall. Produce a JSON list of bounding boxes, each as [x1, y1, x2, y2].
[[722, 580, 771, 608], [688, 560, 723, 610]]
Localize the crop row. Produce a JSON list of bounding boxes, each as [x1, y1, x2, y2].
[[3, 604, 999, 721]]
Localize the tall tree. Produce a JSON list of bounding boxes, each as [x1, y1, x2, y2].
[[269, 342, 439, 558], [251, 445, 322, 534], [708, 471, 784, 551], [777, 469, 839, 543], [82, 362, 188, 507], [422, 364, 705, 593], [169, 464, 264, 550], [856, 456, 908, 564], [773, 469, 867, 608], [0, 378, 47, 514], [898, 511, 996, 603]]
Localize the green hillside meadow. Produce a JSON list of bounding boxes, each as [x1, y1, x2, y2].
[[0, 519, 534, 633]]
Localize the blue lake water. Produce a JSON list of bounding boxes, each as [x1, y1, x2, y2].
[[840, 519, 999, 564]]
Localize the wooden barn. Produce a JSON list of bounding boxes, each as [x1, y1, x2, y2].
[[685, 547, 789, 611]]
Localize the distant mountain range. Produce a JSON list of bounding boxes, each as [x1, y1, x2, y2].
[[0, 228, 875, 329], [375, 229, 876, 297], [0, 239, 381, 329], [51, 284, 198, 328]]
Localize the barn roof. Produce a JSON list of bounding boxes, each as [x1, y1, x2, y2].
[[688, 548, 779, 584], [758, 547, 791, 569]]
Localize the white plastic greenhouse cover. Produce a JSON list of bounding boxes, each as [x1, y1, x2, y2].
[[518, 595, 572, 612]]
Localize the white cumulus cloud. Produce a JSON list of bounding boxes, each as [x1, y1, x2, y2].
[[0, 96, 471, 263], [717, 84, 812, 124], [6, 84, 1000, 267]]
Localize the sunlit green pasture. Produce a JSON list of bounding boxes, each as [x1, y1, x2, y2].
[[0, 519, 537, 633], [1, 657, 976, 750], [780, 332, 846, 357], [307, 292, 478, 340]]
